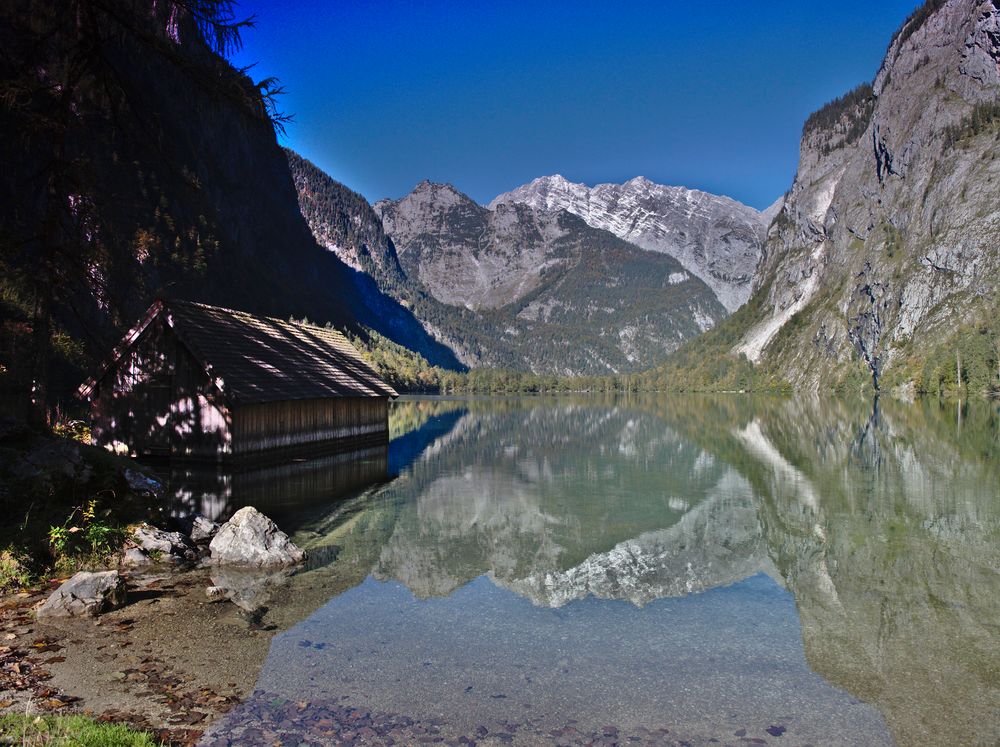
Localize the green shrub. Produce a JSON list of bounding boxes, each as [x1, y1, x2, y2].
[[0, 548, 32, 591], [47, 497, 125, 561]]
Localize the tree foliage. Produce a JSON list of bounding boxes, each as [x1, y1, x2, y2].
[[802, 83, 875, 152], [0, 0, 292, 423]]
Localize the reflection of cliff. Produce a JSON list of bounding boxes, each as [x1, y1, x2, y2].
[[374, 400, 772, 605], [502, 468, 778, 607], [222, 395, 1000, 747], [682, 395, 1000, 747]]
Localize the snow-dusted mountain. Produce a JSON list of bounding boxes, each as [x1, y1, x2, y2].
[[490, 175, 771, 311], [373, 180, 727, 373]]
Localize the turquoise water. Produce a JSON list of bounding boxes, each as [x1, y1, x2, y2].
[[202, 395, 1000, 745]]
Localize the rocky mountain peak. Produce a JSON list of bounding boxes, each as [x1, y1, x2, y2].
[[491, 175, 770, 312], [367, 178, 727, 373]]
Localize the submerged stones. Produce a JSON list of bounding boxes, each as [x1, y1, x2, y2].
[[206, 566, 293, 619], [209, 507, 305, 568], [37, 570, 127, 618]]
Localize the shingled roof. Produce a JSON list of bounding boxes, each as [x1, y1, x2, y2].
[[79, 299, 398, 404]]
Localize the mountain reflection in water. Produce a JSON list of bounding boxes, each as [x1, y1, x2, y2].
[[200, 395, 1000, 746]]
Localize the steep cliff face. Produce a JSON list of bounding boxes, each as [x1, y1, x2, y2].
[[285, 150, 407, 291], [491, 175, 769, 312], [370, 181, 727, 374], [732, 0, 1000, 392], [0, 1, 453, 411]]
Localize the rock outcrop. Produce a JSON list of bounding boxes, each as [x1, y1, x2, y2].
[[491, 175, 769, 312], [37, 571, 127, 618], [723, 0, 1000, 391], [189, 515, 221, 545], [209, 507, 306, 567], [121, 523, 198, 566]]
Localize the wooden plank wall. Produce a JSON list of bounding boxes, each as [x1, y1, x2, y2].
[[90, 316, 389, 460], [91, 317, 231, 460], [231, 397, 388, 455]]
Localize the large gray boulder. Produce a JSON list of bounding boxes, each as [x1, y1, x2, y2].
[[37, 571, 127, 618], [209, 507, 305, 567]]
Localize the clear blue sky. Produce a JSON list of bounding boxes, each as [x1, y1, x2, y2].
[[230, 0, 917, 210]]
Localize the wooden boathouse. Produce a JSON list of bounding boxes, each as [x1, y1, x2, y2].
[[78, 299, 398, 460]]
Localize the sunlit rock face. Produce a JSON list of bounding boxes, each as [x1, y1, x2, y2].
[[492, 175, 769, 312], [373, 181, 727, 374], [730, 0, 1000, 388]]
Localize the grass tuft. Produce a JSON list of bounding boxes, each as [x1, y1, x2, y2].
[[0, 713, 160, 746]]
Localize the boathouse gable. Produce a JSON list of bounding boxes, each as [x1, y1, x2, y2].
[[78, 299, 397, 460]]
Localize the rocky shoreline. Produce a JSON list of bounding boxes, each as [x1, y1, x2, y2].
[[0, 530, 313, 747], [0, 431, 314, 745]]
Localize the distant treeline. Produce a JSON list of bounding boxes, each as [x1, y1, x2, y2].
[[346, 324, 781, 395], [345, 296, 1000, 398]]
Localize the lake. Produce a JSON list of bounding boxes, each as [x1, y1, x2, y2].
[[199, 394, 1000, 746]]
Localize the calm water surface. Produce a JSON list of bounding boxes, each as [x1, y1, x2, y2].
[[199, 395, 1000, 746]]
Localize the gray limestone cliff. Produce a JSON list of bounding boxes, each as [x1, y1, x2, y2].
[[372, 181, 727, 373], [729, 0, 1000, 392]]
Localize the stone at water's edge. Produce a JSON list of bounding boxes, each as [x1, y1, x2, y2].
[[37, 571, 127, 618], [209, 506, 305, 567], [132, 524, 196, 556], [190, 515, 221, 545], [122, 523, 198, 566]]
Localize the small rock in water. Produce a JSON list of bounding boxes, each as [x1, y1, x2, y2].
[[209, 507, 305, 567], [37, 571, 127, 618]]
